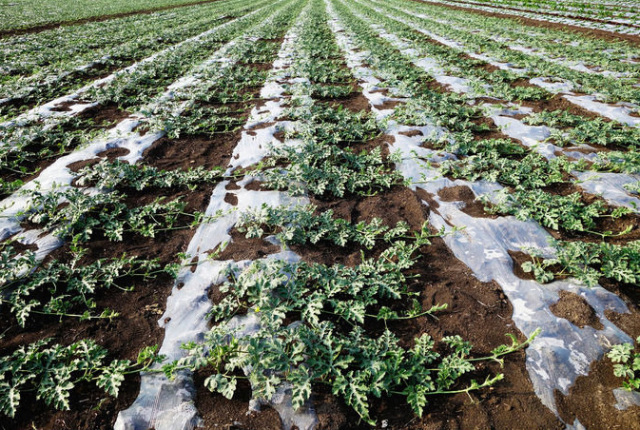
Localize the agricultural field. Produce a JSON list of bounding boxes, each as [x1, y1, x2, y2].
[[427, 0, 640, 34], [0, 0, 639, 429], [0, 0, 220, 32]]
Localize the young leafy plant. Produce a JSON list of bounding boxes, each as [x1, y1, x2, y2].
[[608, 337, 640, 392], [0, 245, 167, 326], [0, 339, 161, 418]]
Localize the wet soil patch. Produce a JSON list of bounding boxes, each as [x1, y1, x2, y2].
[[523, 94, 604, 121], [437, 184, 497, 218], [550, 290, 604, 330], [215, 229, 281, 262], [328, 91, 371, 113], [142, 132, 238, 171], [193, 370, 283, 430], [399, 129, 424, 137], [76, 102, 131, 126], [555, 357, 640, 430]]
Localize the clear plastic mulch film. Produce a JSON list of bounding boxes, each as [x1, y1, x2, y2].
[[327, 2, 640, 428], [116, 6, 320, 429]]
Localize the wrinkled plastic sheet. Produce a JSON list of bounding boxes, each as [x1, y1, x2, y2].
[[327, 8, 640, 428], [117, 14, 319, 429]]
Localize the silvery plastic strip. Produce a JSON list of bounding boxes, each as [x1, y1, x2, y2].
[[328, 1, 640, 423], [116, 8, 319, 428]]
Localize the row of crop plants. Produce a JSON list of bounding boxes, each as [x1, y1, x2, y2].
[[1, 0, 639, 427], [345, 0, 638, 217], [0, 0, 281, 202], [0, 0, 304, 424], [326, 0, 639, 426], [442, 0, 640, 22], [342, 0, 640, 313], [0, 0, 216, 32], [426, 0, 640, 34], [120, 0, 545, 427], [387, 0, 640, 77], [0, 0, 264, 119], [360, 0, 640, 112]]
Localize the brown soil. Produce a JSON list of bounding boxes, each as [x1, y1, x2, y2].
[[0, 47, 268, 425], [370, 88, 390, 96], [601, 274, 640, 337], [349, 133, 393, 156], [216, 229, 281, 262], [239, 62, 274, 72], [66, 147, 130, 174], [2, 193, 220, 428], [469, 115, 519, 143], [399, 130, 424, 137], [77, 102, 131, 125], [1, 273, 173, 430], [191, 55, 568, 424], [142, 132, 238, 171], [415, 0, 640, 46], [523, 94, 603, 121], [243, 179, 267, 191], [209, 183, 565, 429], [0, 0, 222, 38], [0, 102, 131, 200], [555, 357, 640, 430], [329, 91, 371, 113], [544, 207, 640, 246], [437, 185, 497, 219], [0, 175, 211, 428], [374, 99, 402, 110], [2, 62, 123, 115], [194, 373, 283, 429], [508, 250, 538, 281], [6, 15, 639, 430], [224, 192, 238, 206], [550, 290, 604, 330], [225, 180, 241, 191]]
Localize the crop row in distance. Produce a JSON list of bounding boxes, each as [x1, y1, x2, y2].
[[0, 0, 222, 32]]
